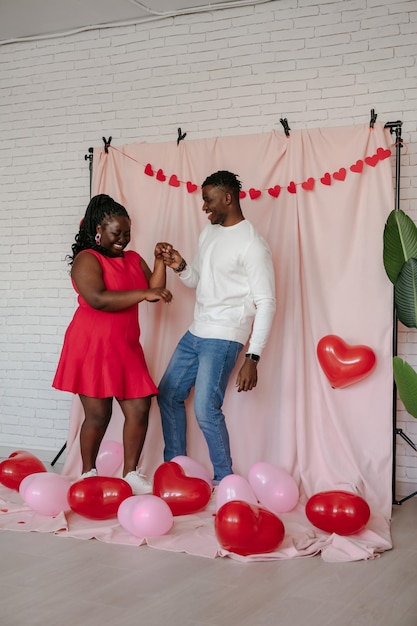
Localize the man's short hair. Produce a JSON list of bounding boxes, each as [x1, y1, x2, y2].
[[202, 170, 242, 196]]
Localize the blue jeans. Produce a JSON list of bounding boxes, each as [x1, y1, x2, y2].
[[157, 331, 243, 482]]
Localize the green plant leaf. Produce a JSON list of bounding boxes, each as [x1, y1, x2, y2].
[[393, 356, 417, 419], [394, 258, 417, 327], [383, 209, 417, 284]]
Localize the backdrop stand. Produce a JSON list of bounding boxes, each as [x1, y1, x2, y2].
[[51, 443, 66, 467], [50, 147, 94, 468], [53, 126, 411, 510], [383, 121, 416, 505], [84, 147, 93, 196]]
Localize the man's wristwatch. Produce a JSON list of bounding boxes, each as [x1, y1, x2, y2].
[[245, 353, 260, 363], [173, 258, 187, 273]]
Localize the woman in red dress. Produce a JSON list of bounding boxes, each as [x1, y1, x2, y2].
[[53, 195, 173, 494]]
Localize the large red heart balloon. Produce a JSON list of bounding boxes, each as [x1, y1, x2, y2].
[[68, 477, 132, 520], [215, 500, 285, 556], [317, 335, 376, 388], [153, 461, 212, 516], [306, 490, 371, 536], [0, 450, 47, 491]]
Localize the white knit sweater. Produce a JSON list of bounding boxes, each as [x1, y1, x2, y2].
[[179, 220, 276, 355]]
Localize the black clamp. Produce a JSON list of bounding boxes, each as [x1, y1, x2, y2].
[[84, 147, 93, 163], [102, 136, 112, 153], [177, 128, 187, 145], [369, 109, 377, 128], [279, 118, 291, 137], [384, 120, 403, 149]]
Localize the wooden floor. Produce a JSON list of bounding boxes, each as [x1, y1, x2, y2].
[[1, 494, 416, 626]]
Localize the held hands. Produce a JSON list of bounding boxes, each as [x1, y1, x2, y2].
[[157, 243, 183, 269], [154, 242, 173, 260], [155, 242, 184, 271], [236, 359, 258, 392]]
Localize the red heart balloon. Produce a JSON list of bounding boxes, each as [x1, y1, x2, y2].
[[153, 461, 212, 516], [215, 500, 285, 556], [0, 450, 47, 491], [68, 477, 132, 520], [306, 490, 370, 536], [317, 335, 376, 388]]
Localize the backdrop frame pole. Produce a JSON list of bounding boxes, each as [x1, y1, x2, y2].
[[50, 147, 94, 468], [383, 121, 415, 505]]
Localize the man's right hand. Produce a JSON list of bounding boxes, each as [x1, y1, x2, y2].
[[161, 247, 183, 270]]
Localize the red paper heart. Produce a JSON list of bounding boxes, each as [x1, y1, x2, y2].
[[350, 160, 363, 173], [186, 181, 198, 193], [169, 174, 181, 187], [306, 491, 370, 536], [249, 188, 261, 200], [239, 191, 247, 199], [365, 154, 379, 167], [320, 172, 331, 186], [68, 477, 132, 520], [376, 147, 391, 160], [301, 177, 315, 191], [153, 461, 212, 516], [268, 185, 281, 198], [144, 163, 154, 176], [0, 451, 47, 491], [333, 167, 346, 181], [317, 334, 376, 389], [287, 181, 297, 194], [215, 500, 285, 556], [156, 169, 166, 181]]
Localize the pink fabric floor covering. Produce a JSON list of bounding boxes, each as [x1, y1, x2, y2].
[[0, 481, 391, 563]]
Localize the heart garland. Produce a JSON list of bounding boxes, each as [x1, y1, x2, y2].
[[115, 144, 392, 200]]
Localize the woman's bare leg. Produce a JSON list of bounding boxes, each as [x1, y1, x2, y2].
[[118, 396, 151, 475], [79, 395, 113, 473]]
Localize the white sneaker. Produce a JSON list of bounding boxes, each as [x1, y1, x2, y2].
[[80, 468, 98, 479], [123, 470, 152, 495]]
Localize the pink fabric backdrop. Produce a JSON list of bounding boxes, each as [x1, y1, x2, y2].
[[53, 123, 395, 560]]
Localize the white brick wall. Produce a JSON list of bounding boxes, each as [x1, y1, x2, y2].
[[1, 0, 416, 494]]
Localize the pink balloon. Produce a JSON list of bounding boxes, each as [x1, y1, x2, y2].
[[118, 495, 174, 537], [22, 472, 71, 516], [216, 474, 258, 512], [19, 473, 38, 499], [248, 462, 299, 514], [171, 455, 213, 486], [96, 440, 124, 477]]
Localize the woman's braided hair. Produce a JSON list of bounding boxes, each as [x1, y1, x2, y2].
[[68, 194, 130, 265]]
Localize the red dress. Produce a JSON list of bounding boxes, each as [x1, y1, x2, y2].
[[53, 249, 159, 399]]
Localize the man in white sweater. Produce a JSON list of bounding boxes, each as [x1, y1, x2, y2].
[[158, 170, 276, 482]]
